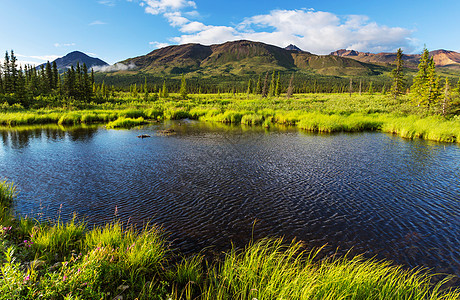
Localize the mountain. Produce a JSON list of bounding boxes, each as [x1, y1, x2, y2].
[[330, 49, 460, 69], [116, 40, 380, 77], [285, 44, 303, 52], [39, 51, 108, 71]]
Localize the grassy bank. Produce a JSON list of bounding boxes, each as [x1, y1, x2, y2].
[[0, 181, 459, 299], [1, 93, 459, 142]]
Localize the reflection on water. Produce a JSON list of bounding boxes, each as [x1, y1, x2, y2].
[[1, 122, 459, 284]]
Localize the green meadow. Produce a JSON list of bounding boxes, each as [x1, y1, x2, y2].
[[0, 181, 459, 299], [1, 92, 459, 143]]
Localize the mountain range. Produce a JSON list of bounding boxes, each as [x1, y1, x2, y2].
[[46, 41, 460, 77], [330, 49, 460, 70]]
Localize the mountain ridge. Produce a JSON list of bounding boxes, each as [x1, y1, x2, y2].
[[330, 49, 460, 68], [116, 40, 380, 77]]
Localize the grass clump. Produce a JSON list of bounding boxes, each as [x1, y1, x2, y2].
[[106, 117, 147, 129]]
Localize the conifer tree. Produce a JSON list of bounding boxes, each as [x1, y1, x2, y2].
[[390, 48, 406, 99], [144, 77, 149, 100], [45, 61, 52, 93], [286, 74, 294, 99], [180, 74, 187, 99], [256, 75, 262, 94], [262, 71, 269, 98], [368, 81, 374, 95], [10, 50, 18, 92], [410, 47, 430, 107], [269, 70, 276, 96], [52, 61, 59, 89], [275, 72, 281, 97], [3, 51, 11, 93], [161, 80, 168, 98], [442, 77, 450, 116], [247, 79, 252, 96]]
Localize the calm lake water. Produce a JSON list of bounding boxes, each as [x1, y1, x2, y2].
[[1, 121, 459, 281]]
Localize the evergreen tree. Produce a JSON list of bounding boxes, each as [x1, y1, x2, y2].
[[10, 50, 18, 93], [45, 61, 52, 93], [269, 70, 276, 96], [390, 48, 406, 99], [275, 72, 281, 97], [180, 74, 187, 99], [82, 63, 92, 101], [144, 77, 149, 100], [256, 75, 262, 94], [247, 79, 253, 96], [286, 74, 294, 99], [161, 80, 168, 98], [410, 47, 430, 107], [262, 71, 269, 98], [16, 66, 28, 107], [426, 59, 442, 108], [442, 77, 450, 116], [52, 61, 59, 89], [3, 51, 11, 93], [368, 81, 374, 95]]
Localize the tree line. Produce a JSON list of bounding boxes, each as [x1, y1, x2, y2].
[[0, 50, 114, 108]]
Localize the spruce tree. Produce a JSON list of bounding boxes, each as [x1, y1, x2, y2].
[[3, 51, 11, 93], [144, 77, 149, 100], [390, 48, 405, 99], [52, 61, 58, 89], [256, 75, 262, 94], [10, 50, 18, 93], [410, 47, 430, 107], [161, 80, 168, 98], [269, 70, 276, 96], [247, 79, 252, 96], [275, 72, 281, 97], [442, 77, 450, 116], [286, 74, 294, 99], [262, 71, 269, 98], [368, 81, 374, 95], [180, 74, 187, 99]]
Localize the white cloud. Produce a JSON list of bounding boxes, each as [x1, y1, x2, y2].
[[93, 63, 137, 72], [89, 20, 107, 26], [98, 0, 116, 7], [141, 0, 196, 15], [149, 41, 170, 48], [54, 42, 76, 47], [174, 8, 413, 54]]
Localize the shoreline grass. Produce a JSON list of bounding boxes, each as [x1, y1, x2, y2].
[[1, 181, 459, 299], [0, 93, 459, 143]]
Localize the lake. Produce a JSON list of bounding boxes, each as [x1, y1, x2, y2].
[[0, 121, 459, 281]]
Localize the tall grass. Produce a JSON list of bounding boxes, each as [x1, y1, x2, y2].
[[201, 238, 459, 300], [1, 93, 459, 143], [106, 117, 147, 129]]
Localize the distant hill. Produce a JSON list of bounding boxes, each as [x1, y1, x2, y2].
[[116, 40, 381, 77], [330, 49, 460, 69], [39, 51, 108, 72], [285, 44, 303, 52]]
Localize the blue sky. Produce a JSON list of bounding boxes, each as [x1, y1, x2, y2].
[[1, 0, 459, 65]]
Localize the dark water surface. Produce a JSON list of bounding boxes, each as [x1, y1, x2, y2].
[[1, 121, 459, 280]]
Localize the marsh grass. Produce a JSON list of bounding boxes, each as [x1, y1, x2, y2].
[[106, 117, 147, 129], [1, 93, 459, 143]]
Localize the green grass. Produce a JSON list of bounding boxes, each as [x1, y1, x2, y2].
[[1, 93, 459, 143], [0, 180, 459, 299], [106, 117, 147, 129]]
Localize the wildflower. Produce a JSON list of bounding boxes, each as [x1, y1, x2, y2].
[[63, 275, 67, 281], [24, 274, 30, 282]]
